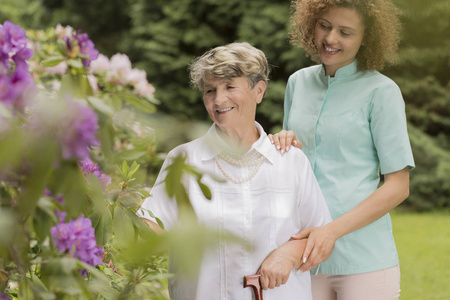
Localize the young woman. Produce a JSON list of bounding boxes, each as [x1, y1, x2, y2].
[[269, 0, 415, 299]]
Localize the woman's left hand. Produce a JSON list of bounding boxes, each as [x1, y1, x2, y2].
[[291, 226, 337, 272]]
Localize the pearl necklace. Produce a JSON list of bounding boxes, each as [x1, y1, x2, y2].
[[214, 150, 265, 183]]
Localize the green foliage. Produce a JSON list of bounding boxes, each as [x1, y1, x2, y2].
[[120, 0, 307, 131], [392, 211, 450, 299], [11, 0, 446, 212], [0, 24, 221, 299]]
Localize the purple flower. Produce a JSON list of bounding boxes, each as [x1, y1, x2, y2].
[[0, 21, 30, 71], [75, 31, 99, 68], [0, 64, 36, 111], [0, 21, 35, 111], [63, 30, 99, 68], [0, 291, 9, 300], [3, 21, 27, 51], [59, 100, 100, 160], [79, 158, 111, 190], [12, 47, 33, 68], [44, 188, 66, 222], [51, 215, 104, 276]]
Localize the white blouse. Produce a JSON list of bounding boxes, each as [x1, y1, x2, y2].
[[138, 122, 331, 300]]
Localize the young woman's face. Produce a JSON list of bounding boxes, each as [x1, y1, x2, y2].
[[314, 6, 365, 76]]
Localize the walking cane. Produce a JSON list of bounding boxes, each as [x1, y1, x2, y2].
[[244, 274, 263, 300]]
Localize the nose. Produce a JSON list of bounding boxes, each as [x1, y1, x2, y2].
[[213, 89, 227, 106], [324, 29, 338, 44]]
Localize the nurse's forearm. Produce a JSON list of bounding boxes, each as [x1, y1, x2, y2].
[[326, 167, 410, 240]]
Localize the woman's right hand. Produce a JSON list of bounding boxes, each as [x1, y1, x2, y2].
[[268, 130, 303, 153]]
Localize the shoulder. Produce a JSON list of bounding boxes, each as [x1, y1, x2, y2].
[[359, 70, 401, 91], [271, 146, 311, 170], [289, 64, 322, 81], [166, 135, 206, 161]]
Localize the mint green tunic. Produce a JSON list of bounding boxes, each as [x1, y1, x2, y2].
[[283, 60, 415, 275]]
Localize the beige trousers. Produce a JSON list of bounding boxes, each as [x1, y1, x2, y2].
[[311, 265, 401, 300]]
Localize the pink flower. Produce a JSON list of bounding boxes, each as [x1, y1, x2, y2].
[[135, 81, 156, 100], [126, 68, 147, 85], [109, 53, 132, 82], [87, 74, 98, 93], [90, 54, 110, 74], [45, 61, 67, 75]]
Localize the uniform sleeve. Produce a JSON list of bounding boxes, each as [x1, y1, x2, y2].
[[296, 150, 332, 230], [369, 81, 415, 174], [137, 150, 180, 230], [283, 74, 295, 131]]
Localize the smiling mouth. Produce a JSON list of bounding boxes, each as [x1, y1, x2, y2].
[[217, 107, 233, 113], [324, 45, 340, 53]]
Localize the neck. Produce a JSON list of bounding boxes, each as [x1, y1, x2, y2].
[[217, 124, 260, 155]]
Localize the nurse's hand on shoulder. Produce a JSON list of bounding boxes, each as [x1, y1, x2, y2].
[[268, 130, 303, 153]]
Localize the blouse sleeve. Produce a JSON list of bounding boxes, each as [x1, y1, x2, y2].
[[137, 150, 180, 230], [369, 80, 415, 174]]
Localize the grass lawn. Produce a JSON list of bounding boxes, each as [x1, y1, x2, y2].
[[391, 211, 450, 299]]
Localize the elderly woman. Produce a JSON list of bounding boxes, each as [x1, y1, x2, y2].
[[138, 42, 331, 300]]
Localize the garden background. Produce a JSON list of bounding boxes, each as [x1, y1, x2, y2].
[[0, 0, 449, 299]]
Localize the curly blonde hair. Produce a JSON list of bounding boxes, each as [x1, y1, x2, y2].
[[290, 0, 401, 70]]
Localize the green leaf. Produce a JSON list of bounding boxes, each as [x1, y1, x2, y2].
[[33, 201, 55, 242], [87, 96, 114, 117], [124, 208, 157, 240], [122, 160, 128, 177], [77, 53, 90, 60], [121, 93, 157, 113], [56, 39, 67, 56], [41, 56, 65, 67], [197, 180, 212, 200], [117, 150, 148, 161], [91, 209, 113, 247], [53, 162, 88, 219], [67, 58, 84, 69], [137, 207, 165, 230], [127, 162, 140, 179], [113, 206, 135, 248]]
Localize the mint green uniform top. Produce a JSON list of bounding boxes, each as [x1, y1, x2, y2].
[[283, 60, 415, 275]]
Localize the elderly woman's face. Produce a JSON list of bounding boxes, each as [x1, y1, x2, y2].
[[203, 76, 265, 134]]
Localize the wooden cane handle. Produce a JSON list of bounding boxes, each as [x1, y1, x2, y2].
[[244, 274, 263, 300]]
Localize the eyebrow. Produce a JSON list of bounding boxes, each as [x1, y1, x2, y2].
[[204, 79, 233, 88], [318, 18, 358, 33]]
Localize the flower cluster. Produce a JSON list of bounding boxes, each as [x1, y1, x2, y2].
[[79, 158, 111, 190], [26, 96, 100, 161], [58, 99, 100, 160], [61, 27, 99, 68], [90, 53, 156, 100], [0, 21, 35, 111], [51, 215, 104, 276]]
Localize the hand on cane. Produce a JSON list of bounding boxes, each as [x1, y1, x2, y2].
[[257, 239, 307, 290]]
